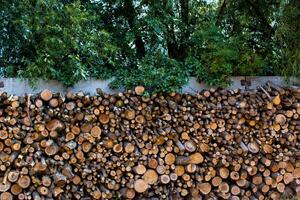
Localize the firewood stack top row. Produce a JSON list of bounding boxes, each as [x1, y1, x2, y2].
[[1, 82, 300, 200]]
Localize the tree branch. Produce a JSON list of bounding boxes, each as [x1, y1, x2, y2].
[[216, 0, 228, 26], [246, 0, 275, 37]]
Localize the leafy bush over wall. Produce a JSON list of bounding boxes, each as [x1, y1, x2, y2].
[[111, 53, 189, 93]]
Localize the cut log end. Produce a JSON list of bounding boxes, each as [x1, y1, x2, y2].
[[134, 179, 148, 193], [198, 182, 211, 195], [17, 175, 31, 189], [135, 86, 145, 95], [40, 89, 53, 101]]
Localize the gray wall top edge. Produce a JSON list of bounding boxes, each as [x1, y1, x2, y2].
[[0, 76, 299, 96]]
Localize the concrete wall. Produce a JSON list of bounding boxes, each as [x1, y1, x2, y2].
[[0, 76, 299, 95]]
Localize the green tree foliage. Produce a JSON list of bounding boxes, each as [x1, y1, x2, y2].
[[215, 0, 281, 76], [0, 0, 299, 92], [0, 0, 117, 86], [188, 21, 237, 86], [276, 0, 300, 78]]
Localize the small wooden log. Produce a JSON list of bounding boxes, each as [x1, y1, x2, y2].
[[283, 173, 294, 184], [0, 178, 11, 192], [72, 176, 81, 185], [186, 164, 197, 173], [113, 144, 123, 153], [184, 141, 197, 152], [135, 86, 145, 95], [203, 91, 210, 98], [160, 174, 170, 184], [10, 184, 22, 195], [66, 102, 76, 111], [169, 173, 178, 181], [7, 171, 19, 183], [92, 190, 102, 200], [0, 192, 13, 200], [165, 153, 176, 165], [143, 169, 158, 185], [120, 188, 135, 199], [252, 175, 263, 185], [99, 114, 110, 124], [219, 167, 229, 179], [156, 165, 166, 175], [175, 166, 185, 176], [189, 153, 204, 164], [134, 165, 146, 175], [38, 186, 49, 196], [134, 179, 148, 193], [230, 171, 240, 181], [135, 115, 145, 124], [293, 168, 300, 178], [218, 182, 230, 193], [35, 99, 43, 108], [273, 95, 281, 105], [0, 131, 8, 140], [49, 98, 59, 108], [46, 119, 64, 131], [17, 175, 31, 189], [260, 184, 270, 193], [125, 143, 135, 154], [275, 114, 286, 126], [277, 182, 285, 193], [124, 110, 136, 120], [40, 89, 52, 101], [53, 172, 67, 187], [247, 142, 259, 154], [212, 176, 222, 187], [231, 185, 241, 196], [45, 144, 59, 156], [42, 176, 52, 187], [82, 141, 92, 153], [53, 187, 64, 197], [198, 182, 211, 195]]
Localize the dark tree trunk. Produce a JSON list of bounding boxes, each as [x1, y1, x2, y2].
[[166, 24, 180, 60], [164, 0, 188, 61], [216, 0, 228, 26], [134, 36, 146, 58], [124, 1, 146, 59], [178, 0, 189, 60]]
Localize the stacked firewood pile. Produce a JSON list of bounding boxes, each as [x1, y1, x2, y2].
[[1, 82, 300, 200]]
